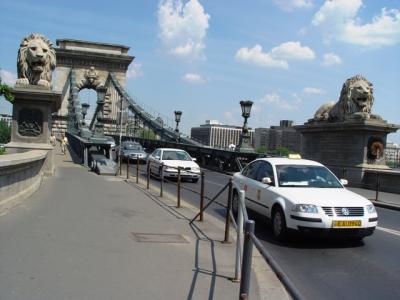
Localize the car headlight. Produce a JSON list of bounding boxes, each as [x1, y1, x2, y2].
[[292, 204, 318, 214], [366, 204, 376, 214], [192, 167, 201, 172]]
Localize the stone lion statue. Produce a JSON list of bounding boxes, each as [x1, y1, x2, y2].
[[313, 75, 381, 122], [16, 33, 56, 89]]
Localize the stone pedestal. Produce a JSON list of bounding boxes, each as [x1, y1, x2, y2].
[[6, 86, 62, 175], [295, 120, 399, 183]]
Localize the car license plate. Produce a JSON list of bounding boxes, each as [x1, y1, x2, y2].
[[332, 220, 361, 228]]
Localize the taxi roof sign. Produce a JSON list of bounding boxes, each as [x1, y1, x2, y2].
[[288, 153, 302, 159]]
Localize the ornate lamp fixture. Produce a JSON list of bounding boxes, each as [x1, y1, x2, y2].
[[237, 100, 254, 152], [81, 103, 90, 122], [174, 110, 182, 142]]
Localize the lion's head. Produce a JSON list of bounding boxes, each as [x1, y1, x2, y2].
[[16, 33, 56, 89], [339, 75, 374, 116]]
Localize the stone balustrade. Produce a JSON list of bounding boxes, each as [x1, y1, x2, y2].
[[0, 150, 47, 215]]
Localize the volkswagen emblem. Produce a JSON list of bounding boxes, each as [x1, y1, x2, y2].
[[341, 207, 350, 216]]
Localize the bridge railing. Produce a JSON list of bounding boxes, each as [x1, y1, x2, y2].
[[233, 189, 304, 300], [123, 159, 301, 299]]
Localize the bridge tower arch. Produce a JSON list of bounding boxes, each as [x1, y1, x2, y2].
[[52, 39, 134, 135]]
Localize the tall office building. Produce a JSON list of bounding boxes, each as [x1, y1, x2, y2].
[[254, 120, 301, 152], [191, 120, 254, 148]]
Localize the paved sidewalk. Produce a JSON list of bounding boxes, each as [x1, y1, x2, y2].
[[0, 148, 289, 299]]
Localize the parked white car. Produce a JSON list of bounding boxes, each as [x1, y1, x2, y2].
[[147, 148, 201, 183], [232, 156, 378, 241]]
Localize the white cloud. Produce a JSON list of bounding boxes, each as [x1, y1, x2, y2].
[[0, 69, 16, 85], [259, 93, 299, 110], [313, 0, 400, 47], [126, 63, 143, 79], [235, 45, 288, 69], [303, 87, 325, 94], [273, 0, 314, 12], [270, 41, 315, 60], [235, 41, 315, 70], [158, 0, 210, 60], [322, 52, 342, 66], [182, 73, 205, 83]]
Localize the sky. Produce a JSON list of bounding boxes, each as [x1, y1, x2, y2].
[[0, 0, 399, 143]]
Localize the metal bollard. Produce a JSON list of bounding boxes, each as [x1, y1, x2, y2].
[[126, 158, 130, 180], [146, 162, 150, 189], [200, 172, 205, 222], [160, 163, 164, 197], [233, 190, 245, 282], [119, 155, 122, 175], [375, 172, 380, 201], [177, 167, 181, 208], [136, 156, 139, 184], [224, 179, 233, 243], [239, 220, 255, 300]]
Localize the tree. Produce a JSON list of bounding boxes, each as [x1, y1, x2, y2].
[[0, 77, 14, 103], [256, 146, 267, 154], [0, 120, 11, 144]]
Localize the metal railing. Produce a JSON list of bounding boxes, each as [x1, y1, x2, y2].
[[325, 163, 400, 196], [123, 160, 304, 299], [234, 189, 304, 300]]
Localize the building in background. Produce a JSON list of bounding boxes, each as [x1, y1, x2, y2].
[[254, 120, 301, 153], [191, 120, 254, 149], [386, 142, 400, 164], [0, 114, 12, 127]]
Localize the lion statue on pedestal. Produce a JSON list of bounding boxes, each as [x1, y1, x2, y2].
[[16, 33, 56, 89], [313, 75, 381, 122]]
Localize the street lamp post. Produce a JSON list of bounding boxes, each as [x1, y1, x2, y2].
[[237, 100, 254, 153], [81, 103, 90, 125], [174, 110, 182, 143]]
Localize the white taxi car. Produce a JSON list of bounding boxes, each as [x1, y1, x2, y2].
[[232, 156, 378, 240]]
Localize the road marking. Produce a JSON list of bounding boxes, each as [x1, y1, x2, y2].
[[377, 226, 400, 237], [204, 179, 227, 188]]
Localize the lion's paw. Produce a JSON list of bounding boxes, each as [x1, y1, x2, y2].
[[16, 78, 30, 86], [37, 79, 51, 88]]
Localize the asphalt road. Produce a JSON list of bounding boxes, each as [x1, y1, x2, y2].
[[129, 163, 400, 300]]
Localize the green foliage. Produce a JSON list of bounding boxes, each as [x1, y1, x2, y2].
[[268, 147, 292, 157], [386, 161, 400, 169], [256, 146, 267, 154], [139, 128, 156, 140], [0, 146, 5, 155], [0, 120, 11, 144], [0, 77, 14, 103]]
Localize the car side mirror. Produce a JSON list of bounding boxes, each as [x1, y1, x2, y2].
[[262, 177, 272, 185], [192, 157, 197, 162], [154, 156, 160, 160], [340, 179, 348, 186]]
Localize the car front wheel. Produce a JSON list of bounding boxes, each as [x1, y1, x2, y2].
[[272, 207, 288, 241]]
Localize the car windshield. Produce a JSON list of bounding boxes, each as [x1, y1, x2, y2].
[[276, 165, 342, 188], [162, 150, 192, 161], [123, 143, 142, 150]]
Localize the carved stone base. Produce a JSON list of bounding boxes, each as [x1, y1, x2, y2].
[[295, 120, 399, 183], [8, 86, 62, 175]]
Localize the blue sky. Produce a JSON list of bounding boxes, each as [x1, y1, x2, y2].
[[1, 0, 399, 143]]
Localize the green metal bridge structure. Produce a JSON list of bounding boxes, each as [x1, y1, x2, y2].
[[53, 39, 257, 172]]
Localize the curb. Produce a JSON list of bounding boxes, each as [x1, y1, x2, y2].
[[371, 200, 400, 212]]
